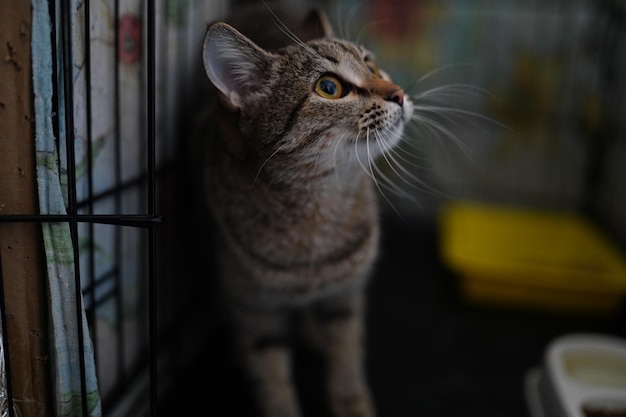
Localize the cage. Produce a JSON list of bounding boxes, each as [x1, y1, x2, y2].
[[0, 0, 226, 416], [0, 1, 625, 417]]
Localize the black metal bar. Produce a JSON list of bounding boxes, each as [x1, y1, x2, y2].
[[0, 214, 161, 228], [48, 0, 61, 157], [146, 0, 158, 415], [84, 0, 98, 356], [100, 344, 151, 415], [74, 162, 176, 210], [59, 1, 89, 415], [85, 280, 119, 309], [113, 0, 125, 391]]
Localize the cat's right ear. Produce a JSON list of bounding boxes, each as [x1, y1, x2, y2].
[[202, 22, 272, 110], [300, 9, 334, 40]]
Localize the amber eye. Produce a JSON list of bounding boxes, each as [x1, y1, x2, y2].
[[315, 75, 343, 99], [367, 63, 381, 78]]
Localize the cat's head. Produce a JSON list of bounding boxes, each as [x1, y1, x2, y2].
[[202, 13, 413, 173]]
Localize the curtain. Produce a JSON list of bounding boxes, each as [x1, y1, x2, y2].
[[31, 1, 102, 416]]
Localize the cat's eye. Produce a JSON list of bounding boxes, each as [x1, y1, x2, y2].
[[315, 75, 343, 100], [367, 64, 381, 78]]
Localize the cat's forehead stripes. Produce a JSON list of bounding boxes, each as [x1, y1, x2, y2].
[[308, 40, 373, 86]]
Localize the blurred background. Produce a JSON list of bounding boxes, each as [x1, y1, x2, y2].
[[1, 1, 624, 417], [166, 1, 626, 416], [329, 0, 626, 225]]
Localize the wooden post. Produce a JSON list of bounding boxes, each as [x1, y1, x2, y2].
[[0, 2, 53, 416]]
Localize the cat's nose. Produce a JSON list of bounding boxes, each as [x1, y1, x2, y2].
[[386, 88, 404, 106]]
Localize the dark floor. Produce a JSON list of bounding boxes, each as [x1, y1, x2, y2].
[[158, 215, 626, 417]]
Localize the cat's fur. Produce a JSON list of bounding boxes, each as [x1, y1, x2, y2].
[[192, 2, 413, 416]]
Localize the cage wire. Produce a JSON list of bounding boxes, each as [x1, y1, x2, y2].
[[0, 0, 161, 416]]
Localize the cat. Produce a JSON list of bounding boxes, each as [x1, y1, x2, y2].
[[191, 1, 413, 416]]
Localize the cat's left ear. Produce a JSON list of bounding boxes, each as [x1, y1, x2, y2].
[[203, 22, 273, 110], [299, 9, 334, 41]]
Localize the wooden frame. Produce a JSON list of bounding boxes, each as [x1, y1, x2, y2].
[[0, 2, 53, 416]]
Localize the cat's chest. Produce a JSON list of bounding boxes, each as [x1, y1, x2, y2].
[[209, 168, 378, 265]]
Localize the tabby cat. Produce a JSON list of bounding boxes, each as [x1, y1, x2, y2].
[[193, 2, 413, 416]]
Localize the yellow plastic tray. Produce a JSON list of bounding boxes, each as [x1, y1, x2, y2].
[[439, 202, 626, 315]]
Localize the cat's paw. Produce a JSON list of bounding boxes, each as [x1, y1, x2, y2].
[[331, 394, 376, 417], [256, 385, 302, 417]]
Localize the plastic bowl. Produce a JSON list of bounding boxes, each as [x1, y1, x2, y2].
[[525, 333, 626, 417]]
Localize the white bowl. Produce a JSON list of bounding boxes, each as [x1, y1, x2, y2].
[[525, 333, 626, 417]]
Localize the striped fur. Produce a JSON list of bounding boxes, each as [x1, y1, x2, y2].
[[193, 2, 413, 416]]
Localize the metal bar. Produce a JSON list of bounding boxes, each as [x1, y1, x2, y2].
[[145, 0, 158, 415], [59, 1, 89, 415], [83, 0, 98, 351], [113, 0, 125, 388], [0, 214, 161, 228]]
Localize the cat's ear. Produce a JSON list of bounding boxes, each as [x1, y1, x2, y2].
[[300, 9, 334, 40], [202, 22, 272, 109]]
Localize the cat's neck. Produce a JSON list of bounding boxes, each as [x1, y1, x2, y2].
[[254, 151, 367, 195], [213, 105, 368, 198]]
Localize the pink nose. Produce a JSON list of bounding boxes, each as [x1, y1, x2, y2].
[[387, 88, 404, 106]]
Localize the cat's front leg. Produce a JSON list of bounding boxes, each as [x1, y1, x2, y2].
[[305, 292, 376, 417], [231, 307, 302, 417]]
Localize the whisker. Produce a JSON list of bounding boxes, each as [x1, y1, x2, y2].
[[360, 129, 399, 198], [374, 131, 419, 194], [407, 117, 458, 163], [410, 112, 474, 161], [412, 103, 511, 132], [379, 136, 421, 174], [404, 63, 475, 93], [418, 63, 474, 83], [252, 142, 291, 188], [355, 130, 402, 207], [332, 3, 355, 43], [413, 83, 496, 102], [365, 130, 411, 217], [373, 163, 414, 200], [353, 19, 381, 46], [376, 129, 447, 199], [388, 133, 428, 165], [262, 0, 319, 56], [332, 131, 348, 185], [354, 130, 376, 184], [320, 131, 349, 188]]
